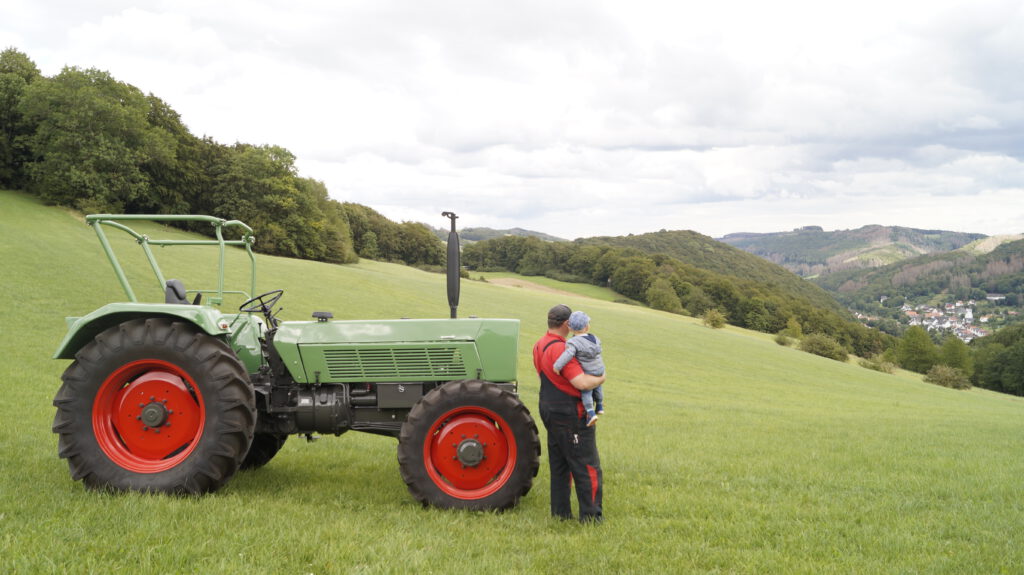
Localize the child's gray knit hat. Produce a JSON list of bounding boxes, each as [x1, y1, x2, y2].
[[568, 310, 590, 331]]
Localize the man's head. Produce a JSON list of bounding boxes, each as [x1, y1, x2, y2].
[[568, 310, 590, 332], [547, 304, 572, 329]]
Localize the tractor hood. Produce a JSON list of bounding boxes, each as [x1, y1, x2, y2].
[[272, 318, 520, 384]]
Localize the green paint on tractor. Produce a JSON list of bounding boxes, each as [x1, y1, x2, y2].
[[51, 214, 539, 511]]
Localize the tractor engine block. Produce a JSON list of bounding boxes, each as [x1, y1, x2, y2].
[[254, 381, 429, 437]]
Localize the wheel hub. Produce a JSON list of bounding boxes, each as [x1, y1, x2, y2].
[[140, 402, 169, 428], [456, 438, 484, 467]]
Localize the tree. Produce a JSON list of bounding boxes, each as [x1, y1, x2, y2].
[[313, 184, 358, 264], [680, 283, 715, 316], [517, 239, 553, 276], [799, 334, 849, 362], [781, 316, 803, 339], [702, 308, 726, 328], [938, 336, 973, 377], [924, 365, 971, 390], [397, 221, 444, 266], [896, 326, 939, 374], [139, 94, 199, 214], [360, 231, 380, 259], [971, 342, 1007, 392], [20, 66, 174, 212], [646, 277, 683, 314], [0, 47, 41, 188], [739, 297, 777, 332], [565, 244, 607, 280], [207, 143, 331, 260], [704, 278, 741, 316], [987, 340, 1024, 396], [610, 257, 656, 301]]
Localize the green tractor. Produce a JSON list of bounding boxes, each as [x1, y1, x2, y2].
[[52, 213, 540, 510]]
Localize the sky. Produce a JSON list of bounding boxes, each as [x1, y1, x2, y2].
[[3, 0, 1023, 240]]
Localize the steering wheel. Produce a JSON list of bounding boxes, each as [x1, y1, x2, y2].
[[239, 289, 284, 325]]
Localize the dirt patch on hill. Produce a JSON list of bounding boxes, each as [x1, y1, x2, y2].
[[487, 277, 581, 298], [971, 234, 1024, 254]]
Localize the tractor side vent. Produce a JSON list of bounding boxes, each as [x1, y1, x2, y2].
[[322, 347, 469, 381]]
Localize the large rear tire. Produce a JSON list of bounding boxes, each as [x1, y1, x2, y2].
[[52, 318, 256, 494], [398, 380, 540, 510]]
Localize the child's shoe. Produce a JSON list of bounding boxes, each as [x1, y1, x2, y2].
[[586, 411, 599, 427], [596, 403, 604, 415]]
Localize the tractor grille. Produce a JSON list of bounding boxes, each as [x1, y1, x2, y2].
[[322, 347, 469, 381]]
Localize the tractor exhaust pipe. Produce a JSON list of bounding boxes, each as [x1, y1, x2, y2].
[[442, 211, 460, 319]]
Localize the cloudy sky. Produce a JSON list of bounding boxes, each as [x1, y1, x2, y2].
[[3, 0, 1023, 239]]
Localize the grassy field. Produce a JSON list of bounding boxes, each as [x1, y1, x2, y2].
[[3, 189, 1024, 574]]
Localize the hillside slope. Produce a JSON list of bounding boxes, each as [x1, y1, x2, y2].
[[577, 229, 845, 313], [3, 190, 1024, 573]]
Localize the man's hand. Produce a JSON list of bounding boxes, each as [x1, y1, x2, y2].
[[569, 372, 605, 391]]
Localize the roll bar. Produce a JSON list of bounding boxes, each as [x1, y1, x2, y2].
[[85, 214, 257, 306]]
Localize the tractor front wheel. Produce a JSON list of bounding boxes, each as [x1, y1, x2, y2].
[[52, 318, 255, 494], [398, 380, 540, 510]]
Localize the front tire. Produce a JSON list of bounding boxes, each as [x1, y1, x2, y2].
[[398, 380, 540, 510], [52, 318, 256, 494]]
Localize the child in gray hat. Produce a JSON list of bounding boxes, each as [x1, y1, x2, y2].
[[554, 310, 605, 426]]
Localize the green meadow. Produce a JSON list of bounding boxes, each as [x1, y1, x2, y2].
[[2, 189, 1024, 574]]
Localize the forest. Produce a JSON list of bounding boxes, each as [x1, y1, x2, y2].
[[0, 47, 444, 268], [463, 233, 893, 358]]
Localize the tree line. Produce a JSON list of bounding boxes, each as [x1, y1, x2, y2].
[[0, 47, 444, 267], [463, 234, 894, 358], [882, 323, 1024, 397]]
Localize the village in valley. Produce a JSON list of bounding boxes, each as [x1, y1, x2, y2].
[[902, 300, 991, 342], [857, 295, 1021, 342]]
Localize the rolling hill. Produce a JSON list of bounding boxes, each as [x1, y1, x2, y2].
[[815, 236, 1024, 307], [3, 189, 1024, 573], [577, 229, 846, 313], [718, 225, 987, 278]]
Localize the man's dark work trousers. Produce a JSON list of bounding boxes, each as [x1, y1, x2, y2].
[[540, 400, 602, 522]]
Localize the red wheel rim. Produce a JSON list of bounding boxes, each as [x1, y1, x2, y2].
[[423, 406, 517, 500], [92, 359, 205, 473]]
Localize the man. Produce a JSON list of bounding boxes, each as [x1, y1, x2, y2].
[[533, 304, 606, 522]]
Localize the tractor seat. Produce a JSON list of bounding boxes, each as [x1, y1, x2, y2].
[[164, 279, 190, 305]]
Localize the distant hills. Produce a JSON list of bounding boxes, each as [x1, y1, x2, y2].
[[815, 236, 1024, 308], [717, 225, 1024, 328], [718, 225, 988, 278]]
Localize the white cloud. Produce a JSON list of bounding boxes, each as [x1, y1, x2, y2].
[[2, 0, 1023, 239]]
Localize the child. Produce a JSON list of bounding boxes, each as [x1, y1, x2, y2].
[[554, 310, 605, 426]]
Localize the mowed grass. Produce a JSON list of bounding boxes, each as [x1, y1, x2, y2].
[[2, 189, 1024, 573], [473, 271, 641, 304]]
